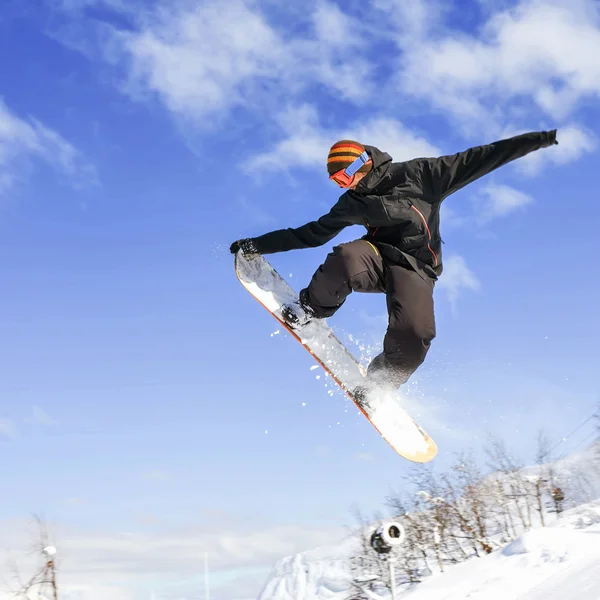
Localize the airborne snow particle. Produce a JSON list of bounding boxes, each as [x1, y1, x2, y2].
[[310, 365, 319, 371]]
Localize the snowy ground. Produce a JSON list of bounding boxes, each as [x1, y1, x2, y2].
[[401, 507, 600, 600], [257, 500, 600, 600]]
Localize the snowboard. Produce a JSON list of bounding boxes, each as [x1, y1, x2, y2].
[[234, 253, 438, 463]]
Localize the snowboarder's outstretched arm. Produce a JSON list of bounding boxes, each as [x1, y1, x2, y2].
[[421, 130, 558, 201], [230, 196, 361, 256]]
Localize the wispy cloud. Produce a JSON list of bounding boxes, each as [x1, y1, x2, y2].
[[475, 183, 535, 224], [141, 468, 169, 482], [87, 0, 376, 130], [0, 99, 95, 195], [242, 104, 331, 174], [516, 123, 597, 175], [48, 0, 597, 179], [437, 254, 481, 312], [31, 406, 56, 426], [243, 105, 440, 175], [117, 1, 286, 124], [1, 408, 57, 440], [0, 418, 16, 439], [237, 195, 278, 225], [393, 0, 600, 140], [306, 1, 374, 103], [440, 181, 539, 233]]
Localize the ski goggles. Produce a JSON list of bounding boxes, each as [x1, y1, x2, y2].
[[329, 151, 371, 188]]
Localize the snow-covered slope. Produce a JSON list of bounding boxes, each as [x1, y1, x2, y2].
[[257, 443, 600, 599], [258, 501, 600, 600], [400, 507, 600, 600]]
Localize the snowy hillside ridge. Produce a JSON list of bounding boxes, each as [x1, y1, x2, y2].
[[257, 440, 600, 599], [519, 438, 600, 504], [258, 501, 600, 600]]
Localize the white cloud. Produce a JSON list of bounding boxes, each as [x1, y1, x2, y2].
[[437, 254, 481, 311], [372, 0, 449, 41], [243, 105, 441, 175], [439, 202, 470, 230], [475, 183, 534, 224], [353, 117, 441, 161], [49, 0, 597, 178], [395, 0, 600, 139], [0, 99, 95, 195], [118, 1, 285, 124], [98, 0, 374, 130], [545, 125, 597, 164], [306, 1, 373, 102], [516, 123, 597, 175], [312, 2, 360, 48], [242, 104, 331, 174]]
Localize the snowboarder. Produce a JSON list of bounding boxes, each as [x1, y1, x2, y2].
[[231, 131, 558, 398]]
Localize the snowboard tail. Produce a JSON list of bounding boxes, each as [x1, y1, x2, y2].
[[234, 253, 438, 463]]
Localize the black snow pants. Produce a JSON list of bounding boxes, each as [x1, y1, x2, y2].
[[301, 240, 436, 391]]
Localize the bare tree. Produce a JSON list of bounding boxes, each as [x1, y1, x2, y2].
[[531, 430, 555, 527], [485, 475, 517, 542], [485, 436, 532, 531], [394, 467, 469, 565], [449, 452, 495, 554], [5, 515, 58, 600]]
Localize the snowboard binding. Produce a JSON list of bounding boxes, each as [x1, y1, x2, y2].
[[280, 289, 317, 330], [351, 385, 373, 412]]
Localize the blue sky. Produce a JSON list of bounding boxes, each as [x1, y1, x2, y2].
[[0, 0, 599, 598]]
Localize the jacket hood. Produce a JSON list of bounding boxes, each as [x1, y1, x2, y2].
[[357, 145, 393, 192]]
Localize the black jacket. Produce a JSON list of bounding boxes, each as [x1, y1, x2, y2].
[[250, 130, 557, 280]]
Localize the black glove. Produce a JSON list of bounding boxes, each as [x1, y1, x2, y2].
[[230, 238, 261, 259]]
